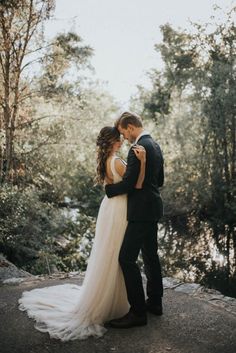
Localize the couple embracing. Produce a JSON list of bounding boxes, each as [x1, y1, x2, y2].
[[19, 111, 164, 341]]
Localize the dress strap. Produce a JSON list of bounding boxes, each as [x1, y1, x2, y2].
[[110, 156, 119, 178]]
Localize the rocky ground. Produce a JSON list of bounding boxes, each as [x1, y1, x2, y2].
[[0, 256, 236, 353]]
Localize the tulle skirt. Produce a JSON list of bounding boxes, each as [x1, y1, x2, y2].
[[19, 194, 129, 341]]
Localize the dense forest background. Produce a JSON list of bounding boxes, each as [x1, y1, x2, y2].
[[0, 1, 235, 297]]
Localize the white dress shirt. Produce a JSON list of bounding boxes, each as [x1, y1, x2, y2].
[[134, 130, 149, 145]]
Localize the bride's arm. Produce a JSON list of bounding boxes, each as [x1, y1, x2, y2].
[[133, 145, 146, 189], [104, 176, 113, 185]]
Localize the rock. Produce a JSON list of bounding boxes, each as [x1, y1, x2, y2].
[[0, 259, 10, 267], [202, 287, 223, 295], [223, 296, 236, 303], [0, 255, 33, 283], [3, 277, 24, 285], [68, 271, 80, 278], [207, 294, 225, 301], [174, 282, 202, 294], [163, 277, 183, 289]]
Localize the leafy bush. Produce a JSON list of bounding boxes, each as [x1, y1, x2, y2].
[[0, 185, 63, 270], [0, 185, 97, 274], [65, 166, 104, 217]]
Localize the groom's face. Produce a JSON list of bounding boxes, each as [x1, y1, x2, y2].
[[118, 124, 136, 143]]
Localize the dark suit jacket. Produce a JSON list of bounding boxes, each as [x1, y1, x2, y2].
[[105, 134, 164, 222]]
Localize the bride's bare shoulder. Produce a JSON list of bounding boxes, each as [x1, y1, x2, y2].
[[114, 158, 126, 177], [105, 156, 114, 181]]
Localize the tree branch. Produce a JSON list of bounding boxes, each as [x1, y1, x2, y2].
[[15, 114, 59, 129]]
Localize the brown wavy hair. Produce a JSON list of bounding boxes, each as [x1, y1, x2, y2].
[[115, 111, 143, 128], [96, 126, 120, 184]]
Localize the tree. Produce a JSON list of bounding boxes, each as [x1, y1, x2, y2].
[[38, 32, 93, 100], [141, 6, 236, 294], [0, 0, 55, 182]]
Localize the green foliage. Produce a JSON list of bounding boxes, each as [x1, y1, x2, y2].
[[0, 23, 119, 275], [158, 217, 236, 297], [143, 74, 171, 118], [38, 32, 93, 99], [1, 0, 235, 299], [0, 184, 99, 274], [0, 0, 55, 15], [0, 185, 62, 270], [139, 6, 236, 294], [65, 165, 104, 217], [56, 213, 96, 272]]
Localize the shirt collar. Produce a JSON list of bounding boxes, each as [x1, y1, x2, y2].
[[134, 130, 149, 144]]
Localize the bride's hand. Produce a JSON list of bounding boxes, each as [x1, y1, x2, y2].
[[133, 145, 146, 162]]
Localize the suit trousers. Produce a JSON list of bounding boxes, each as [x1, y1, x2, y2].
[[119, 221, 163, 316]]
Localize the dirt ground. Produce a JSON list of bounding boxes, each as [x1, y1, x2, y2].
[[0, 277, 236, 353]]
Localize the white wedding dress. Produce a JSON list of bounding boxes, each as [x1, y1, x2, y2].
[[18, 156, 129, 341]]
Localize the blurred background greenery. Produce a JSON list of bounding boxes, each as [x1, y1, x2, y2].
[[0, 1, 235, 297]]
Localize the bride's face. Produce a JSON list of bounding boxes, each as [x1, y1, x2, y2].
[[112, 137, 123, 152]]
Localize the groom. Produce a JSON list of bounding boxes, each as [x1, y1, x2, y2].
[[105, 111, 164, 328]]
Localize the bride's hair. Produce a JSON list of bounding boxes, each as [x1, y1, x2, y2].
[[96, 126, 120, 184]]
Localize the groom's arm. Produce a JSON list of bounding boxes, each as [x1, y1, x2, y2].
[[105, 149, 140, 198]]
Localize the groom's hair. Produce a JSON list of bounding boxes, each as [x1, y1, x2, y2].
[[115, 111, 143, 129]]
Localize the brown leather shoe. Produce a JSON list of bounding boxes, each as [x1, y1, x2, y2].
[[108, 311, 147, 329]]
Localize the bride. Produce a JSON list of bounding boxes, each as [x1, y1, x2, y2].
[[18, 126, 146, 341]]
